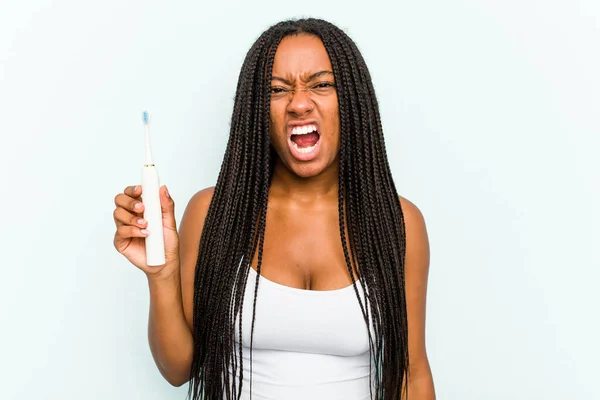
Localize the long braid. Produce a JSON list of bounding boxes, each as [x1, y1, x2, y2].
[[187, 18, 408, 400], [321, 23, 380, 399], [324, 22, 408, 398], [247, 30, 279, 400]]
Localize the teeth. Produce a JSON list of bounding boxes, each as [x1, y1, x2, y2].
[[291, 124, 317, 136], [292, 141, 318, 153]]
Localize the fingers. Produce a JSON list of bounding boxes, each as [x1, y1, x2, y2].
[[113, 184, 174, 232], [114, 192, 145, 214], [114, 225, 149, 252], [124, 185, 142, 198], [113, 185, 144, 230], [113, 185, 149, 255], [116, 224, 149, 238], [113, 207, 148, 229], [159, 185, 177, 231]]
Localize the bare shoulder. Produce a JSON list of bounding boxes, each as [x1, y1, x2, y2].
[[178, 186, 216, 247], [183, 186, 216, 219], [398, 195, 427, 230], [398, 195, 430, 269], [179, 186, 215, 331]]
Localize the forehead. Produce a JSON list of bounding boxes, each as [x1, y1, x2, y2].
[[272, 34, 333, 77]]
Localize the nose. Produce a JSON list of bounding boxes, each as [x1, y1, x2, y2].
[[286, 89, 314, 116]]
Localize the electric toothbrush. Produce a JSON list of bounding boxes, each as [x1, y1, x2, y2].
[[141, 111, 166, 266]]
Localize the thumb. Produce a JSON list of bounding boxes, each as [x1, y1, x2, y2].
[[160, 185, 177, 231]]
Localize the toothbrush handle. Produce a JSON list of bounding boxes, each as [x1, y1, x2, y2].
[[142, 166, 166, 266]]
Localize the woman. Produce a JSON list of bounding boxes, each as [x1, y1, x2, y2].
[[113, 18, 435, 400]]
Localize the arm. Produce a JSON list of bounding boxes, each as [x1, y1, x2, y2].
[[147, 187, 215, 386], [147, 272, 193, 386], [399, 196, 436, 400]]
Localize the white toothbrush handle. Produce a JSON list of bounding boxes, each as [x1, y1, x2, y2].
[[142, 166, 166, 266]]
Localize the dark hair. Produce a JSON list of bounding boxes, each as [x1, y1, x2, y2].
[[188, 17, 408, 400]]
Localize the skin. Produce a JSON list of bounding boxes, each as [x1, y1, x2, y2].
[[113, 34, 435, 398]]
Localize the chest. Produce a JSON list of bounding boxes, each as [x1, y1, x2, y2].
[[250, 204, 355, 290]]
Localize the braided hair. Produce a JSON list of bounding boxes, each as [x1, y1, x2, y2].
[[187, 18, 408, 400]]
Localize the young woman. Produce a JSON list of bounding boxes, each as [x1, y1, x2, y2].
[[113, 18, 435, 400]]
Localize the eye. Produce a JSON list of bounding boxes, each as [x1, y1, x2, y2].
[[309, 82, 337, 93], [270, 87, 290, 94]]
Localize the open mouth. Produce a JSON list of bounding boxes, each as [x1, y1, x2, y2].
[[288, 123, 321, 161]]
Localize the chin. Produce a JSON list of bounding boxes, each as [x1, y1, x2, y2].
[[291, 166, 324, 178], [286, 158, 334, 179]]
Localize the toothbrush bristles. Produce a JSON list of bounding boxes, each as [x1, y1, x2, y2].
[[143, 111, 149, 125]]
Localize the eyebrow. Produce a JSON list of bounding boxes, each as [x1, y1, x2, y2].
[[271, 70, 334, 85]]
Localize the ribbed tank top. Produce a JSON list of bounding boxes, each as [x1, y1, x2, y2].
[[231, 265, 376, 400]]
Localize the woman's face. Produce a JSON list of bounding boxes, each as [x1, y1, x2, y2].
[[268, 34, 340, 179]]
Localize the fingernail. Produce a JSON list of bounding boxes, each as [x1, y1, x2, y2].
[[134, 185, 139, 192], [137, 219, 145, 225], [165, 186, 170, 198], [134, 202, 142, 210], [140, 229, 149, 235]]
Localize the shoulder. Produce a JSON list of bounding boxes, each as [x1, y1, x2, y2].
[[179, 186, 216, 246], [179, 186, 215, 237], [398, 195, 427, 232], [398, 195, 430, 265], [185, 186, 216, 216], [178, 185, 216, 246], [180, 185, 214, 222]]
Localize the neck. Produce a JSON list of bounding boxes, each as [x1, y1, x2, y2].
[[269, 157, 339, 205]]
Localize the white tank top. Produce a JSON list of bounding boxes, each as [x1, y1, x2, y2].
[[231, 265, 376, 400]]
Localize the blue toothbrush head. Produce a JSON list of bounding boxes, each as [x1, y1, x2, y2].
[[142, 111, 149, 125]]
